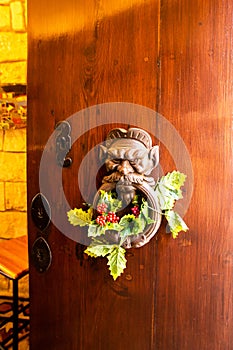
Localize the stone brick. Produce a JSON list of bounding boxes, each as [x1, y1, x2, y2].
[[0, 181, 5, 210], [0, 0, 10, 5], [0, 211, 27, 238], [0, 32, 27, 62], [0, 152, 26, 181], [5, 181, 27, 210], [4, 128, 26, 152], [0, 61, 27, 84], [0, 129, 3, 150], [0, 5, 10, 30], [10, 1, 25, 31]]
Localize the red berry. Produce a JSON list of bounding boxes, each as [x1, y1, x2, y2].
[[97, 203, 108, 214], [96, 215, 106, 226], [131, 205, 140, 217], [106, 211, 119, 223]]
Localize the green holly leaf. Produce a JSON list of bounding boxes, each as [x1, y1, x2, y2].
[[134, 216, 147, 234], [155, 171, 186, 210], [139, 199, 155, 223], [165, 210, 188, 238], [166, 171, 186, 190], [132, 194, 140, 205], [146, 217, 156, 224], [119, 214, 145, 238], [106, 222, 122, 231], [67, 208, 93, 227], [88, 224, 105, 237], [84, 244, 115, 258], [137, 200, 155, 227], [140, 198, 149, 218], [107, 246, 127, 280], [99, 190, 122, 212], [119, 214, 136, 233]]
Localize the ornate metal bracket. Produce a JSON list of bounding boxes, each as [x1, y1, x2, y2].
[[55, 121, 72, 167], [30, 193, 52, 272], [94, 127, 161, 248], [31, 237, 52, 273], [31, 193, 51, 232]]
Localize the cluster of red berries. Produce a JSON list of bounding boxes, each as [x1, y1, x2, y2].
[[96, 203, 120, 226], [131, 205, 140, 218], [97, 203, 108, 214], [96, 202, 140, 226], [96, 215, 107, 226], [106, 212, 120, 223]]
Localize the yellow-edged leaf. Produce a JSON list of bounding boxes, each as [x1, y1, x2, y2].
[[107, 246, 127, 280], [67, 207, 93, 227], [165, 210, 188, 239], [84, 245, 114, 258]]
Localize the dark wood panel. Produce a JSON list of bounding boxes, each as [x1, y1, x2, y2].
[[156, 1, 233, 349], [27, 1, 161, 349]]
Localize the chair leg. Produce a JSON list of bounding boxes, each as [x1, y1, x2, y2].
[[12, 279, 18, 350]]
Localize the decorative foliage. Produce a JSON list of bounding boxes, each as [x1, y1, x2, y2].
[[67, 207, 93, 227], [67, 171, 188, 280], [165, 210, 188, 239], [154, 171, 186, 210], [83, 242, 127, 280], [155, 171, 188, 238]]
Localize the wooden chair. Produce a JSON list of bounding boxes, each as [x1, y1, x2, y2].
[[0, 236, 29, 350]]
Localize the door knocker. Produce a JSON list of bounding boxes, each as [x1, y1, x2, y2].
[[68, 127, 188, 280], [93, 127, 161, 248]]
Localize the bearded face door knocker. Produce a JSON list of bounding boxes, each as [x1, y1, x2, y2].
[[68, 126, 188, 280], [93, 127, 162, 248]]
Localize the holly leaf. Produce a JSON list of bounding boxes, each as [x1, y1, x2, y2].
[[87, 222, 122, 237], [136, 200, 155, 228], [67, 208, 93, 227], [106, 222, 122, 231], [99, 190, 122, 212], [155, 171, 186, 210], [140, 198, 149, 218], [139, 199, 155, 223], [166, 171, 186, 190], [119, 214, 145, 238], [84, 244, 115, 258], [107, 246, 127, 280], [88, 224, 106, 237], [146, 217, 156, 224], [165, 210, 189, 238], [132, 194, 140, 205]]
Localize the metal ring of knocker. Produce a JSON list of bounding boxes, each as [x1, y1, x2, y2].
[[93, 181, 162, 248]]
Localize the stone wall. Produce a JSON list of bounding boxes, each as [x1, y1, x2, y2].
[[0, 128, 27, 240], [0, 0, 27, 84], [0, 128, 28, 297], [0, 0, 28, 297]]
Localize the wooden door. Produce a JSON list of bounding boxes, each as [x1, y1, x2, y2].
[[27, 0, 233, 349]]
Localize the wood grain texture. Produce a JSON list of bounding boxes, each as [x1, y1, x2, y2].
[[156, 1, 233, 349], [27, 1, 160, 349], [27, 0, 233, 349]]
